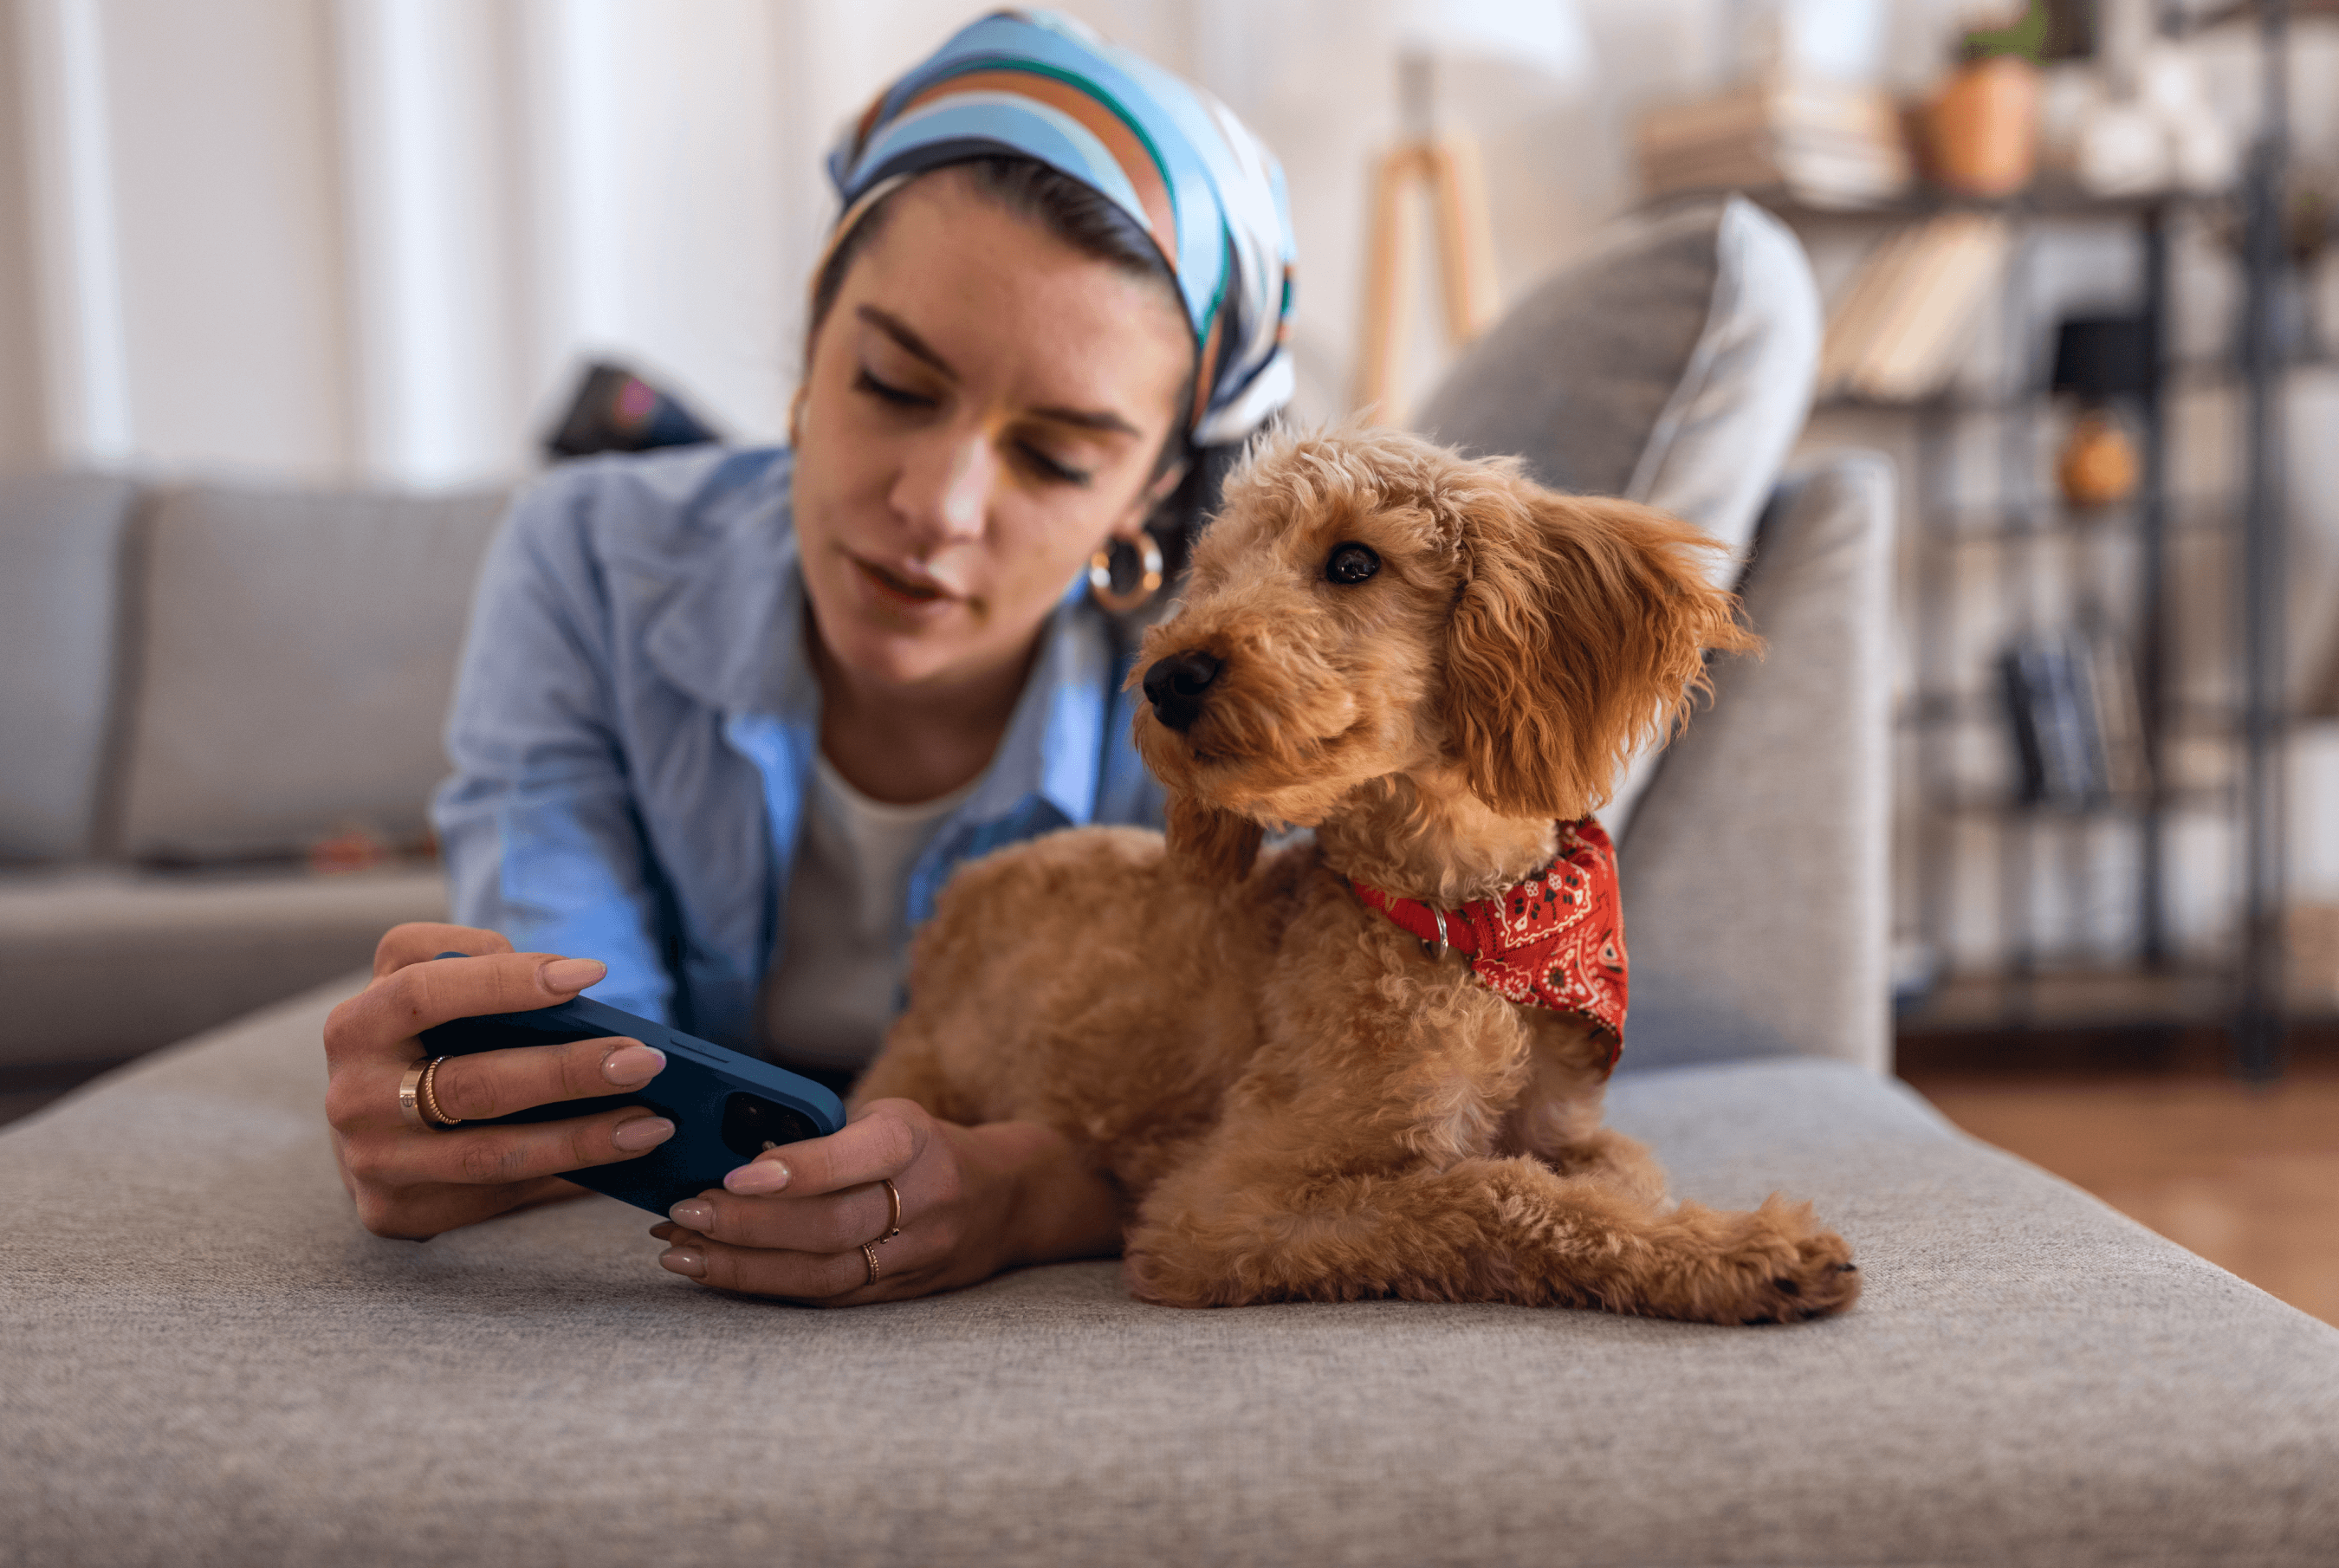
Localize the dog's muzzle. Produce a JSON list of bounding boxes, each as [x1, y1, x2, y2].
[[1142, 649, 1221, 732]]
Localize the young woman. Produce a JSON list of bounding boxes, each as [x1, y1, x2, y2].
[[321, 12, 1296, 1305]]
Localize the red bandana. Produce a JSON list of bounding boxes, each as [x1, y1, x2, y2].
[[1349, 819, 1628, 1065]]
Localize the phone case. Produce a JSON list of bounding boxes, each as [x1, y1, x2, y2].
[[418, 962, 846, 1217]]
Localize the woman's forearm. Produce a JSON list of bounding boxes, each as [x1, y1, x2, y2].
[[962, 1119, 1126, 1270]]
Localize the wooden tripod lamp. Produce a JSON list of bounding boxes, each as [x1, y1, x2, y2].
[[1351, 6, 1590, 420], [1350, 51, 1500, 420]]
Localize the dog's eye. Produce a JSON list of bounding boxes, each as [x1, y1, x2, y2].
[[1325, 543, 1380, 585]]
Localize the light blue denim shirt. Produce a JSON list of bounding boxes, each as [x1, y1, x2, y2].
[[431, 444, 1165, 1052]]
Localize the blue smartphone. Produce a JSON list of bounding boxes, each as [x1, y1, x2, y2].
[[418, 956, 846, 1217]]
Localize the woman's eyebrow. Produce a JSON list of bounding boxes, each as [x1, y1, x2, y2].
[[1030, 404, 1141, 438], [857, 303, 1142, 439], [857, 306, 956, 379]]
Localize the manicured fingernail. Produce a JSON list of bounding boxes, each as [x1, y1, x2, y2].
[[612, 1117, 674, 1152], [659, 1247, 705, 1278], [725, 1158, 790, 1195], [602, 1043, 664, 1085], [540, 957, 606, 993], [669, 1199, 714, 1229]]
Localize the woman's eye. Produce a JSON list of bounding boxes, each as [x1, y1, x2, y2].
[[1019, 444, 1092, 487], [1325, 542, 1380, 585], [855, 368, 933, 409]]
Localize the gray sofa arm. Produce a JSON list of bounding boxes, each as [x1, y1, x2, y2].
[[1617, 452, 1895, 1074]]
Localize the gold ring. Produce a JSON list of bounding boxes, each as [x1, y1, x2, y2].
[[861, 1241, 882, 1288], [398, 1058, 461, 1131], [398, 1062, 431, 1129], [876, 1177, 903, 1244], [418, 1056, 462, 1128]]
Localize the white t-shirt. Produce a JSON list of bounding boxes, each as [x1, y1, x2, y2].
[[758, 754, 976, 1071]]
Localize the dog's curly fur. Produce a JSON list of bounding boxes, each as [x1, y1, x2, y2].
[[854, 428, 1860, 1324]]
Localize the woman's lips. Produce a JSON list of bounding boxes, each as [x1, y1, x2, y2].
[[850, 553, 960, 612]]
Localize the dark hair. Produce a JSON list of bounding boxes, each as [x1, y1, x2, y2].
[[807, 155, 1238, 573]]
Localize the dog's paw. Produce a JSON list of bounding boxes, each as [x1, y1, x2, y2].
[[1122, 1249, 1193, 1307], [1635, 1195, 1861, 1325], [1122, 1235, 1251, 1309]]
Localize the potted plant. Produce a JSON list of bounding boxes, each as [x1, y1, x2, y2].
[[1928, 1, 2048, 198]]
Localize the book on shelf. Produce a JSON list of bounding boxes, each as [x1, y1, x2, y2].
[[2002, 638, 2096, 807], [1636, 81, 1913, 209], [2080, 624, 2151, 800], [1818, 214, 2012, 404], [1999, 625, 2151, 809]]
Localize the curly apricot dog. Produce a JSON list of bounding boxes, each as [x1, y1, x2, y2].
[[855, 428, 1860, 1324]]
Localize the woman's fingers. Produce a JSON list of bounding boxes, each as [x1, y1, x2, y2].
[[656, 1234, 875, 1300], [373, 922, 512, 978], [661, 1179, 899, 1255], [358, 1175, 580, 1243], [324, 927, 653, 1242], [718, 1098, 926, 1198], [647, 1101, 962, 1303], [654, 1225, 930, 1303], [324, 950, 606, 1071], [347, 1104, 676, 1196], [424, 1034, 665, 1124]]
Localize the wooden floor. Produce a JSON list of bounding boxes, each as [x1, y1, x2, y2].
[[1904, 1054, 2339, 1328]]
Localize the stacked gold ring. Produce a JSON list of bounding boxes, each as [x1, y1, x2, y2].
[[396, 1057, 463, 1131], [858, 1178, 905, 1288]]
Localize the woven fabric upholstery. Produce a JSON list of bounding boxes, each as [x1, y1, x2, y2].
[[0, 472, 139, 861], [1619, 455, 1895, 1075], [112, 482, 507, 863], [0, 865, 444, 1066], [3, 980, 2334, 1568]]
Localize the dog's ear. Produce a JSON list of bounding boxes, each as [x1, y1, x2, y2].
[[1164, 792, 1265, 884], [1440, 482, 1759, 820]]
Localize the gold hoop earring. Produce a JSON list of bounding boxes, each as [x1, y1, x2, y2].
[[1088, 533, 1164, 614]]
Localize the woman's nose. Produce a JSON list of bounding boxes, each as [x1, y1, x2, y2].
[[891, 432, 994, 547]]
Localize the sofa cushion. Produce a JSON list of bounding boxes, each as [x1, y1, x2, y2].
[[112, 482, 509, 862], [0, 473, 140, 861], [0, 865, 445, 1066], [3, 982, 2332, 1568], [1619, 455, 1895, 1075]]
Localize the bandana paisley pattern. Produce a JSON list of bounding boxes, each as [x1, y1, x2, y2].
[[1350, 819, 1628, 1066]]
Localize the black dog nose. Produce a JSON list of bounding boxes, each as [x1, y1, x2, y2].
[[1143, 649, 1221, 732]]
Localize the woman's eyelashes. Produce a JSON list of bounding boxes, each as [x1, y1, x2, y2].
[[1017, 443, 1092, 487], [853, 365, 1092, 486], [854, 366, 934, 409]]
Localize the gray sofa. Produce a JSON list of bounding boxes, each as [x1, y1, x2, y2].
[[0, 475, 504, 1066], [3, 199, 2336, 1565]]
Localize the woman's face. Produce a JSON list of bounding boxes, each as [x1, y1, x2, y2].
[[791, 171, 1194, 694]]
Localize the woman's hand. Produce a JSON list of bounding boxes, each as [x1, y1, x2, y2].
[[323, 923, 677, 1240], [647, 1101, 1123, 1304]]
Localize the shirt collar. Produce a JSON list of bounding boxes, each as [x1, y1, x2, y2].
[[639, 449, 818, 721], [961, 584, 1110, 829]]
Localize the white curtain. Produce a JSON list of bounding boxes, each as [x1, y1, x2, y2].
[[3, 0, 1902, 490]]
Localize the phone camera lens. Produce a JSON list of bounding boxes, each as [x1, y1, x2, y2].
[[720, 1093, 816, 1160]]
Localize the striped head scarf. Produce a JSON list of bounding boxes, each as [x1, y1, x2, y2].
[[826, 10, 1296, 447]]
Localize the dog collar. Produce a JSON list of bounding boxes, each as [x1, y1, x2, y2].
[[1348, 818, 1628, 1065]]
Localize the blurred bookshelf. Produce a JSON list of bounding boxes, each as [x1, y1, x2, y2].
[[1720, 3, 2329, 1078]]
